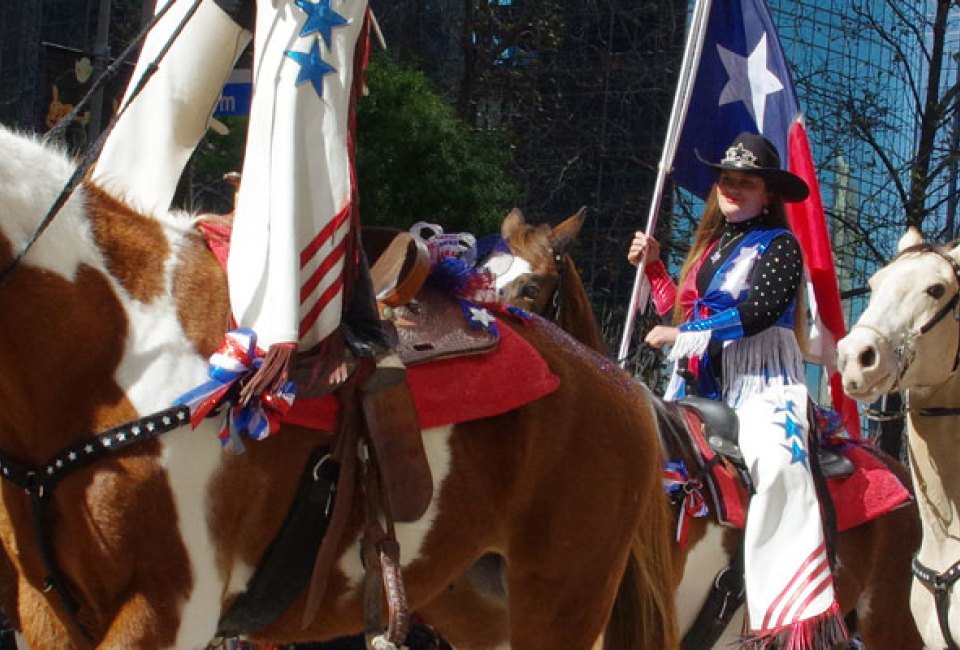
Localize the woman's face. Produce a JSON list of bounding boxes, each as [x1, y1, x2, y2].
[[716, 171, 769, 222]]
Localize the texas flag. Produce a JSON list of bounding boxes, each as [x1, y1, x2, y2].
[[670, 0, 860, 436]]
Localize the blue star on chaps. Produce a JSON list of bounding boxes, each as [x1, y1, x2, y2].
[[286, 39, 336, 98], [294, 0, 349, 47]]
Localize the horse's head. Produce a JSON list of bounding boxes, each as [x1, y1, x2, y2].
[[838, 227, 960, 402], [483, 207, 607, 353], [484, 207, 583, 313]]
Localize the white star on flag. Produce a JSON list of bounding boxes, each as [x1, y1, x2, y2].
[[717, 33, 784, 132]]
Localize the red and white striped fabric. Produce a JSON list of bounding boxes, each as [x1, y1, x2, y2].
[[738, 384, 847, 647], [228, 0, 371, 351]]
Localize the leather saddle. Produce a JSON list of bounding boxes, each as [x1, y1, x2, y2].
[[365, 227, 499, 365], [677, 395, 855, 481], [346, 228, 501, 526]]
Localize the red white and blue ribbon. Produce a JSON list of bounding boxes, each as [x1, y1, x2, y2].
[[174, 328, 297, 453], [662, 459, 709, 548]]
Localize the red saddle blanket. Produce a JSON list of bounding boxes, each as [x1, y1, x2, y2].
[[683, 409, 913, 533], [198, 220, 560, 432], [826, 444, 912, 531], [281, 321, 559, 432]]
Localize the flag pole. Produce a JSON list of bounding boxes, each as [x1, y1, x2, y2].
[[616, 0, 713, 368]]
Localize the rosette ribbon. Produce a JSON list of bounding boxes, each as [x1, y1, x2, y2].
[[662, 459, 709, 549], [173, 328, 297, 453]]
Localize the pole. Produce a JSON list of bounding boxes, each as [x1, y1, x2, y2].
[[88, 0, 112, 140], [616, 0, 713, 367]]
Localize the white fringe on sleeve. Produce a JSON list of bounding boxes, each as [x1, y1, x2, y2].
[[667, 330, 712, 362]]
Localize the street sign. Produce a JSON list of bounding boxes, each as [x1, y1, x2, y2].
[[215, 69, 252, 117]]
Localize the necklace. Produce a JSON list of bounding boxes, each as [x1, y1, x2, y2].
[[709, 230, 745, 263]]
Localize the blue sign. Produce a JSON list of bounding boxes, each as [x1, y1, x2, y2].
[[215, 82, 252, 117]]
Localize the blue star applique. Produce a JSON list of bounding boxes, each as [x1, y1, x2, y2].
[[294, 0, 350, 48], [779, 414, 805, 439], [774, 400, 808, 466], [286, 40, 336, 98], [782, 439, 809, 468]]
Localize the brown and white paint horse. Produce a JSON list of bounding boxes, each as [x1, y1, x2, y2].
[[488, 208, 923, 649], [0, 127, 679, 649], [838, 228, 960, 649]]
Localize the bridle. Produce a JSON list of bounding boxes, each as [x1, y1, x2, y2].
[[540, 249, 565, 323], [853, 244, 960, 649], [853, 244, 960, 409]]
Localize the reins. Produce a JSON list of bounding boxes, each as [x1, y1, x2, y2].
[[852, 244, 960, 403], [0, 1, 205, 639], [0, 0, 203, 290]]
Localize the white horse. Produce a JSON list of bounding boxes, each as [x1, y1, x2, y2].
[[838, 227, 960, 649]]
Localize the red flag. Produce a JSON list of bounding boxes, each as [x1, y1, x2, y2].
[[786, 117, 861, 437]]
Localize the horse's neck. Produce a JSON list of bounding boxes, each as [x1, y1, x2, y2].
[[907, 374, 960, 549], [557, 258, 607, 354]]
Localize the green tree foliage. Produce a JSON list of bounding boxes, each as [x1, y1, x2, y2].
[[356, 53, 519, 234], [185, 53, 518, 238]]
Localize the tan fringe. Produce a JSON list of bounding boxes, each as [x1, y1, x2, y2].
[[239, 342, 296, 405]]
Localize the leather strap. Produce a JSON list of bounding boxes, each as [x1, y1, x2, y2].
[[681, 563, 745, 649], [912, 553, 960, 649], [300, 363, 371, 628], [216, 445, 337, 637], [370, 232, 430, 308]]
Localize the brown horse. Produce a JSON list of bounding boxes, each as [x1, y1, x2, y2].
[[837, 229, 960, 649], [485, 207, 923, 648], [0, 127, 678, 648]]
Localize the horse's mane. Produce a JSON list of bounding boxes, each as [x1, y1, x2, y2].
[[893, 241, 951, 261], [555, 254, 608, 354], [0, 127, 77, 218]]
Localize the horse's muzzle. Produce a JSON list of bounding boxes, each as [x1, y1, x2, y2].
[[837, 327, 898, 401]]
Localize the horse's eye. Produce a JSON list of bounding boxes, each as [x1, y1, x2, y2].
[[927, 284, 946, 299], [520, 283, 541, 300]]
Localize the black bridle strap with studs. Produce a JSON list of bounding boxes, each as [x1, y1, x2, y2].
[[913, 554, 960, 650], [0, 405, 190, 640]]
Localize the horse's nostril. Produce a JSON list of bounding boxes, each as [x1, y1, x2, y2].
[[859, 347, 877, 369]]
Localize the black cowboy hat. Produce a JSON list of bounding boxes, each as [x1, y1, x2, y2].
[[695, 132, 810, 203]]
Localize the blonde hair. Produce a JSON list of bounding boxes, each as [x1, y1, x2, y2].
[[673, 181, 807, 351]]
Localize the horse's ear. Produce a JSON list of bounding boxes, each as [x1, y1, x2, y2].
[[897, 227, 923, 252], [551, 206, 588, 255], [501, 208, 526, 239]]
